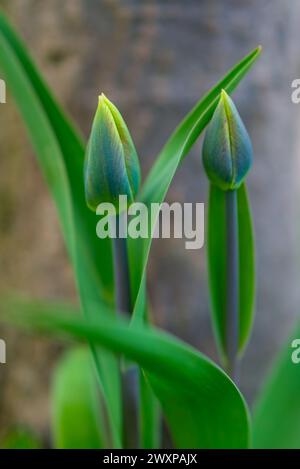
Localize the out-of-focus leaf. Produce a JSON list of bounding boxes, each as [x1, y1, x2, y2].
[[2, 297, 251, 449], [253, 321, 300, 449], [0, 15, 121, 446], [52, 347, 105, 449], [207, 183, 255, 364], [1, 428, 41, 449]]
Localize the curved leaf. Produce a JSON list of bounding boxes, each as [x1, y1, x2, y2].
[[130, 47, 261, 325], [2, 297, 251, 449], [207, 183, 255, 363]]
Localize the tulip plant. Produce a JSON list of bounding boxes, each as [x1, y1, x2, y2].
[[1, 12, 300, 450], [203, 90, 253, 380]]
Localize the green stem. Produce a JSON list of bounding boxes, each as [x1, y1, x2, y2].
[[112, 212, 134, 447], [112, 213, 131, 315], [225, 189, 239, 381]]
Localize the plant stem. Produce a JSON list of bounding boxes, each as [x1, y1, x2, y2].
[[112, 212, 131, 314], [225, 189, 239, 381], [112, 212, 134, 447]]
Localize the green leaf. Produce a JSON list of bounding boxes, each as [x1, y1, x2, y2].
[[1, 429, 42, 449], [252, 321, 300, 448], [2, 297, 251, 449], [141, 47, 261, 204], [207, 183, 255, 363], [0, 15, 121, 447], [52, 347, 105, 449], [237, 184, 256, 349], [129, 47, 261, 324]]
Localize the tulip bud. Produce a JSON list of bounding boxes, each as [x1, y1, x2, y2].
[[84, 94, 141, 212], [202, 90, 253, 191]]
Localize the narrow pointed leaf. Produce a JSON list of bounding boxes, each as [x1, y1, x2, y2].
[[130, 47, 261, 324]]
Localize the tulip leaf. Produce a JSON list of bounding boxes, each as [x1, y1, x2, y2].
[[141, 47, 261, 203], [207, 183, 255, 363], [253, 320, 300, 448], [52, 347, 105, 449], [129, 47, 261, 325], [0, 14, 121, 447], [1, 296, 251, 449]]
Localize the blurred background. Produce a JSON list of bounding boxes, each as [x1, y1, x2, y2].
[[1, 0, 300, 445]]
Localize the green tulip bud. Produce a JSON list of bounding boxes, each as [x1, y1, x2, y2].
[[84, 93, 141, 212], [202, 90, 253, 191]]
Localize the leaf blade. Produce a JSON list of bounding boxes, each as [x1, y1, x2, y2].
[[207, 183, 255, 363], [130, 47, 261, 324], [253, 321, 300, 448], [2, 297, 251, 449]]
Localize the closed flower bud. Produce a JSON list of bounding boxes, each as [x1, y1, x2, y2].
[[202, 90, 253, 191], [84, 93, 141, 212]]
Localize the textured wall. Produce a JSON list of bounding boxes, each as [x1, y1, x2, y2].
[[1, 0, 300, 438]]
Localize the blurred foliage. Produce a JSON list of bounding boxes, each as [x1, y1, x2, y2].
[[1, 428, 42, 449]]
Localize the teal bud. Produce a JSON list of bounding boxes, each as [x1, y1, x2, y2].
[[202, 90, 253, 191], [84, 94, 141, 212]]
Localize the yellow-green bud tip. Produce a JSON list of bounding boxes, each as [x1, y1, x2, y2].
[[84, 94, 141, 212]]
